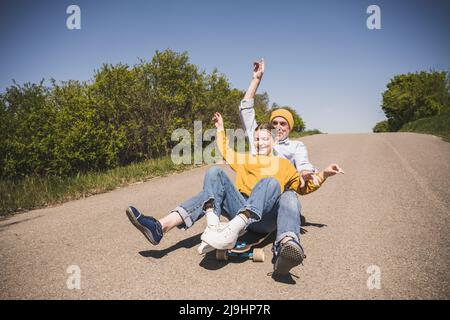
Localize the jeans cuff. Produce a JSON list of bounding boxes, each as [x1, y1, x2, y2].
[[275, 231, 299, 246], [238, 205, 261, 222], [201, 196, 215, 215], [174, 206, 192, 230]]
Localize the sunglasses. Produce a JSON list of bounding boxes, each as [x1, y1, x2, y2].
[[271, 120, 288, 127]]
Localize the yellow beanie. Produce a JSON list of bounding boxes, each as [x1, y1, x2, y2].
[[270, 109, 294, 130]]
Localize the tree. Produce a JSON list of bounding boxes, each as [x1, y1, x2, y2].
[[381, 71, 450, 131], [0, 49, 311, 179], [51, 79, 124, 175], [0, 81, 56, 178]]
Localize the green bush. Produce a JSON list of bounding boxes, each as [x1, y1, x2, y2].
[[373, 120, 390, 133], [400, 113, 450, 142], [0, 49, 279, 179]]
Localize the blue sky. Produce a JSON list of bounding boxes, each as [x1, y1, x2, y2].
[[1, 0, 449, 133]]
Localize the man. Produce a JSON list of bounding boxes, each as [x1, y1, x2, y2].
[[240, 59, 319, 182], [237, 59, 321, 264]]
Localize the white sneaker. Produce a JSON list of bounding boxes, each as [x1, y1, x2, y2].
[[197, 222, 227, 254], [198, 227, 247, 254], [201, 222, 239, 250], [197, 241, 215, 254]]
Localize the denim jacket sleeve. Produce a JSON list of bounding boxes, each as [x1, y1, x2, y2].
[[239, 98, 257, 155], [293, 141, 315, 172]]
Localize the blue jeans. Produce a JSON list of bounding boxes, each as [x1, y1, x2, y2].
[[174, 167, 301, 245]]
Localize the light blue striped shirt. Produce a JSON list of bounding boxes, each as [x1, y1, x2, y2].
[[239, 98, 316, 173]]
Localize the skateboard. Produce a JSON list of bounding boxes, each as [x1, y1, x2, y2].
[[215, 231, 272, 262]]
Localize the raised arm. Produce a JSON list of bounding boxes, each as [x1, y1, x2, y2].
[[244, 59, 265, 100], [239, 59, 265, 155], [213, 112, 244, 171]]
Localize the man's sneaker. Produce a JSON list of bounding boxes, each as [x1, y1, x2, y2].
[[126, 206, 163, 245], [273, 239, 306, 275], [201, 222, 239, 250]]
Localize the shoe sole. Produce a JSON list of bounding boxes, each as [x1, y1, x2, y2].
[[274, 242, 304, 275], [198, 242, 215, 255], [126, 208, 158, 245], [200, 235, 235, 250]]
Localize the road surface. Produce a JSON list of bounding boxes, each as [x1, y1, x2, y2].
[[1, 132, 449, 299]]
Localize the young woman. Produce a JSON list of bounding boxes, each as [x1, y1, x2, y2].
[[126, 112, 344, 275]]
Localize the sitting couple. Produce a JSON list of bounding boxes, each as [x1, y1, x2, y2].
[[125, 59, 344, 275]]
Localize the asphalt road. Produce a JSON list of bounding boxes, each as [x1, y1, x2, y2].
[[1, 133, 449, 299]]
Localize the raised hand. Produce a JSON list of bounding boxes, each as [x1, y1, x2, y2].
[[253, 58, 265, 80], [212, 112, 224, 130]]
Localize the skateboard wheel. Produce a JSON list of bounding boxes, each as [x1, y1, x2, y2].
[[216, 250, 228, 261], [252, 248, 265, 262]]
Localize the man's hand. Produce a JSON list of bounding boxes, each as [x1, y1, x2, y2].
[[323, 164, 345, 179], [212, 112, 224, 131], [301, 171, 321, 187], [252, 59, 265, 81], [244, 58, 265, 100]]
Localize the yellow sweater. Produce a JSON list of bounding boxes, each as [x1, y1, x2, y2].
[[216, 129, 325, 197]]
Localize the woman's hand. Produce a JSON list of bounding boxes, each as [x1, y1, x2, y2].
[[323, 164, 345, 178], [212, 112, 224, 131], [252, 59, 265, 80], [301, 171, 322, 187]]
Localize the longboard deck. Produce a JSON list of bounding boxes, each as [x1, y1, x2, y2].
[[229, 231, 272, 254]]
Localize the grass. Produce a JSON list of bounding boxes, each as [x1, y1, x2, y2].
[[400, 113, 450, 142], [0, 156, 194, 217]]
